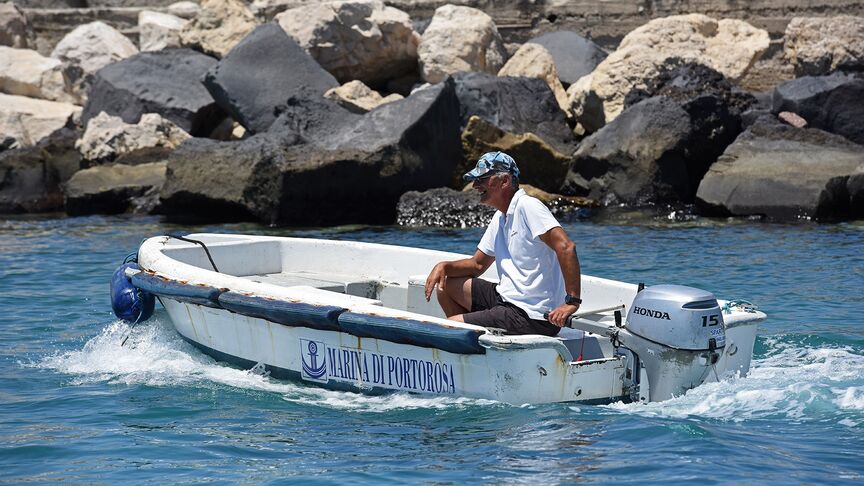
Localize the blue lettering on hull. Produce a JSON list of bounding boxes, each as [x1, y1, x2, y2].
[[300, 340, 456, 394]]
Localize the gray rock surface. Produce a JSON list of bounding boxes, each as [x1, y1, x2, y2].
[[0, 124, 80, 214], [202, 23, 339, 134], [525, 31, 606, 86], [179, 0, 257, 58], [784, 15, 864, 76], [696, 117, 864, 221], [64, 161, 167, 216], [160, 79, 461, 225], [451, 72, 575, 155], [0, 93, 81, 147], [0, 2, 36, 49], [772, 73, 864, 145], [76, 112, 191, 166], [82, 48, 225, 137]]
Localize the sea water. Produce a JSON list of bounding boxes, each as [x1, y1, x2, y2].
[[1, 215, 862, 484]]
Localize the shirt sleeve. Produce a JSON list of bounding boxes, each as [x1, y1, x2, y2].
[[522, 197, 561, 239], [477, 212, 500, 256]]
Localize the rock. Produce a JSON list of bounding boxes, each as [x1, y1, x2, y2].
[[0, 93, 81, 147], [452, 72, 575, 155], [168, 1, 201, 19], [848, 165, 864, 219], [64, 161, 167, 216], [0, 2, 36, 49], [0, 124, 80, 213], [0, 46, 75, 103], [772, 73, 864, 145], [562, 95, 739, 205], [525, 31, 606, 86], [778, 111, 807, 128], [179, 0, 257, 58], [76, 112, 191, 166], [50, 21, 138, 101], [696, 118, 864, 221], [396, 185, 595, 228], [418, 5, 507, 84], [0, 136, 16, 152], [276, 0, 419, 87], [397, 187, 493, 228], [497, 43, 569, 115], [160, 79, 462, 225], [568, 14, 769, 132], [784, 16, 864, 76], [324, 80, 403, 114], [82, 48, 225, 137], [202, 23, 339, 134], [461, 115, 570, 191], [139, 10, 187, 52]]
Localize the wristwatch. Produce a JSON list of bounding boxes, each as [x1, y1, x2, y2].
[[565, 294, 582, 305]]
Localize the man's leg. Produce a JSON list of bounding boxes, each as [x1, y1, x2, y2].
[[436, 276, 472, 318]]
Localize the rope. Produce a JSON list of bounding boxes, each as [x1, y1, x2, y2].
[[166, 234, 220, 273]]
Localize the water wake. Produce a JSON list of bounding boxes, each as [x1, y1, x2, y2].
[[36, 317, 498, 413], [606, 335, 864, 424]]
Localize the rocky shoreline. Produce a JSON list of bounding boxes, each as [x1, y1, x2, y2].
[[1, 0, 862, 226]]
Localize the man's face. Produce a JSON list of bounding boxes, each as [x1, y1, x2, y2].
[[473, 172, 508, 206]]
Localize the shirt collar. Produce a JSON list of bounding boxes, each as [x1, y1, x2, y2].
[[505, 188, 526, 217]]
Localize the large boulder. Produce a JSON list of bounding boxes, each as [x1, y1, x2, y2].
[[697, 117, 864, 221], [0, 47, 75, 103], [461, 116, 570, 191], [167, 2, 201, 19], [451, 72, 576, 155], [276, 0, 419, 87], [562, 95, 739, 205], [160, 79, 462, 225], [50, 21, 138, 101], [497, 43, 568, 114], [179, 0, 257, 58], [784, 16, 864, 77], [0, 2, 36, 49], [568, 14, 769, 132], [82, 49, 225, 137], [772, 73, 864, 146], [0, 124, 80, 213], [524, 31, 606, 86], [418, 5, 507, 84], [202, 23, 339, 134], [848, 165, 864, 220], [0, 93, 80, 147], [77, 112, 191, 166], [139, 10, 187, 52], [64, 162, 167, 216]]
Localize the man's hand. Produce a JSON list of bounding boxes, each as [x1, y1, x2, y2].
[[547, 303, 579, 327], [424, 262, 447, 302]]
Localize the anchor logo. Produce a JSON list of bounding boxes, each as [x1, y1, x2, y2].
[[300, 339, 327, 382]]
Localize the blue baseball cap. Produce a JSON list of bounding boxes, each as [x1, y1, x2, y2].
[[463, 151, 520, 181]]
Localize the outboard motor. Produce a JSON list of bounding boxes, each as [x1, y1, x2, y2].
[[620, 285, 725, 401]]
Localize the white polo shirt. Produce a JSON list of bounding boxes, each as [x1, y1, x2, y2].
[[477, 189, 565, 319]]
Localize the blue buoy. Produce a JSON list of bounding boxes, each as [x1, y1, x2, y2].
[[110, 263, 155, 323]]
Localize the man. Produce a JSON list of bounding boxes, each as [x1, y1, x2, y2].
[[424, 151, 582, 336]]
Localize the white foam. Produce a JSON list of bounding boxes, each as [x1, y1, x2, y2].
[[605, 337, 864, 422], [36, 317, 500, 413]]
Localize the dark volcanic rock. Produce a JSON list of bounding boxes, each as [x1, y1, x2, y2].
[[849, 167, 864, 219], [82, 48, 225, 137], [451, 72, 575, 155], [696, 117, 864, 221], [203, 23, 339, 135], [0, 125, 81, 213], [526, 31, 607, 86], [772, 73, 864, 145], [160, 79, 462, 225], [562, 94, 740, 205], [64, 162, 166, 216]]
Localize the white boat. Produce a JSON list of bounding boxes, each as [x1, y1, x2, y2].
[[114, 233, 766, 405]]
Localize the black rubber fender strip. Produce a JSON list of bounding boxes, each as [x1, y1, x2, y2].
[[131, 272, 224, 308], [337, 312, 486, 355], [218, 291, 345, 332]]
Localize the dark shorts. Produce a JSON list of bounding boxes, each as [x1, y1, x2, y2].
[[461, 278, 560, 337]]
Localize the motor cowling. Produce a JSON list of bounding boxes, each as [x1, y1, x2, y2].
[[621, 285, 725, 402]]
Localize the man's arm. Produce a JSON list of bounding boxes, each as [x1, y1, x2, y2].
[[424, 250, 495, 301], [539, 227, 581, 327]]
